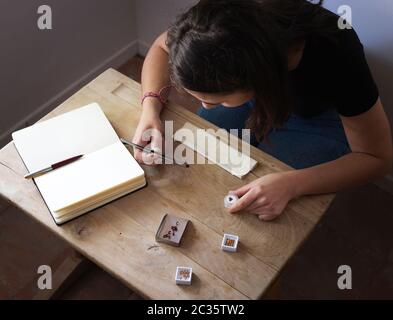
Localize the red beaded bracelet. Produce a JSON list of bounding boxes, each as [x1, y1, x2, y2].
[[141, 91, 165, 106], [141, 85, 172, 107]]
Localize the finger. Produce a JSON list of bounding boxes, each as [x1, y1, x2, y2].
[[146, 129, 164, 165], [131, 140, 159, 165], [132, 129, 149, 147], [258, 214, 278, 221], [141, 150, 157, 166], [228, 189, 259, 213], [132, 131, 150, 163], [134, 148, 160, 166], [247, 205, 273, 216], [133, 148, 144, 163], [245, 197, 268, 212], [149, 128, 164, 153], [229, 184, 252, 198]]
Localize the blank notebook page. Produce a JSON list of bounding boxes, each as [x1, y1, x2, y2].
[[35, 142, 145, 216], [12, 103, 119, 173]]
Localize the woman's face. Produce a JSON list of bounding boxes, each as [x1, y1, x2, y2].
[[185, 89, 254, 109]]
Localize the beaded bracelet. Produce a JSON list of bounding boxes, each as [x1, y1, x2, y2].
[[141, 85, 172, 107]]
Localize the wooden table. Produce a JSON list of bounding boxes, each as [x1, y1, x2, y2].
[[0, 69, 334, 300]]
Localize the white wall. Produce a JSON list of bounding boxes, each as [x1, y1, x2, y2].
[[0, 0, 138, 146]]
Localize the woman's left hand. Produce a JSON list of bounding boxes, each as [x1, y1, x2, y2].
[[228, 172, 298, 221]]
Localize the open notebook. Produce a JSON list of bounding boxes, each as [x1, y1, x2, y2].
[[12, 103, 146, 225]]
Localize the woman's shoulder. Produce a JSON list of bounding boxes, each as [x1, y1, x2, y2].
[[303, 25, 366, 71], [313, 24, 362, 46], [317, 6, 364, 54]]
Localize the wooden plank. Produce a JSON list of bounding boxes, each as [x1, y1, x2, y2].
[[111, 186, 276, 299], [126, 152, 316, 273]]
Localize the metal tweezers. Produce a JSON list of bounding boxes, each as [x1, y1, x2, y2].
[[120, 138, 189, 168]]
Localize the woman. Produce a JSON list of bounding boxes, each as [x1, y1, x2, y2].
[[133, 0, 392, 221]]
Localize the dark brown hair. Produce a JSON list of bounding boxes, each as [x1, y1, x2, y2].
[[167, 0, 339, 139]]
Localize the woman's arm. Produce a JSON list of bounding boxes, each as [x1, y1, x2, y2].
[[141, 31, 170, 106], [229, 99, 393, 220], [132, 32, 170, 163]]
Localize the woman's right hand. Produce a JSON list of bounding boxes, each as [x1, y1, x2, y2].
[[132, 99, 164, 165]]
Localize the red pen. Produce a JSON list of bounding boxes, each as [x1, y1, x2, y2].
[[24, 155, 84, 179]]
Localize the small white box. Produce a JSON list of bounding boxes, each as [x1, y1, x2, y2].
[[221, 234, 239, 252], [175, 267, 192, 285], [224, 194, 239, 208]]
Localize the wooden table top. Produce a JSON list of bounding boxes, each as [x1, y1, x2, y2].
[[0, 68, 334, 299]]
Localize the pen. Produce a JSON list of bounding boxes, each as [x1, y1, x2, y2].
[[24, 154, 84, 179], [120, 138, 189, 168]]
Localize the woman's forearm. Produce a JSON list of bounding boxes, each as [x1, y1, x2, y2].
[[289, 152, 391, 197], [141, 35, 171, 116]]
